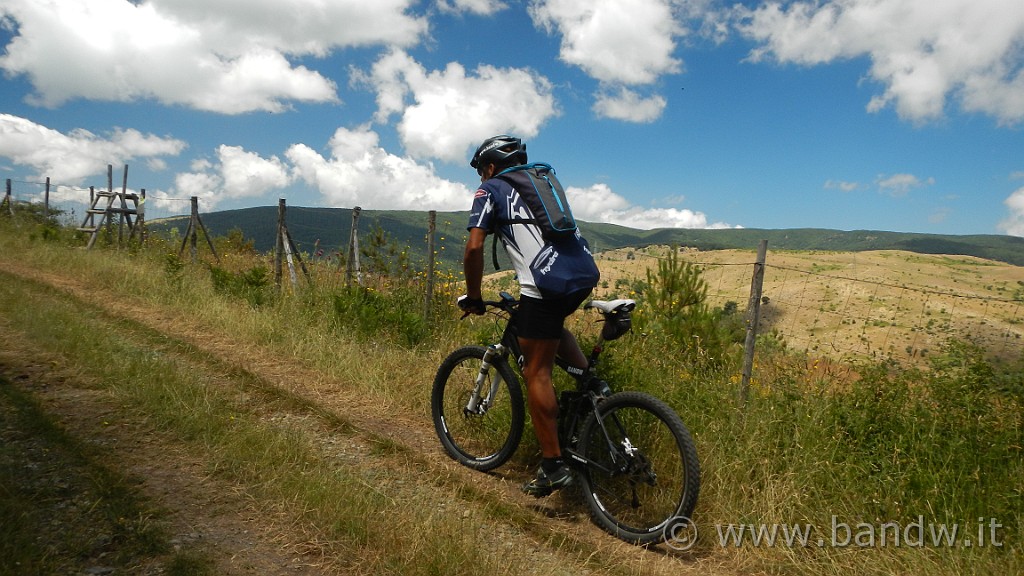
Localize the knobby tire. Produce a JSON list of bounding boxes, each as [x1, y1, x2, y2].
[[431, 346, 525, 471], [576, 391, 700, 545]]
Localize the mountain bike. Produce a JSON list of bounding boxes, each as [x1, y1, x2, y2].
[[430, 292, 700, 545]]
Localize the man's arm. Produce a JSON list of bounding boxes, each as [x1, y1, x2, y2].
[[463, 227, 487, 300]]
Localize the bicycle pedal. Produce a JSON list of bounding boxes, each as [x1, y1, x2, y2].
[[524, 486, 553, 498]]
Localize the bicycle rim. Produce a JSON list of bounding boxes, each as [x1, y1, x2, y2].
[[431, 346, 524, 471], [578, 391, 700, 545]]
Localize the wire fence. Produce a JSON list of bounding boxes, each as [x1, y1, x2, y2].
[[6, 176, 1022, 369], [3, 177, 193, 225]]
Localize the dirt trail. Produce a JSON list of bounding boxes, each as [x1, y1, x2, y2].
[[0, 331, 329, 574], [0, 261, 723, 575]]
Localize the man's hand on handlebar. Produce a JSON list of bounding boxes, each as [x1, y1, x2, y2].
[[457, 294, 486, 316]]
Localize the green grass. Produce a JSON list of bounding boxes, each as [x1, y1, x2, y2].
[[0, 376, 216, 575], [1, 217, 1021, 575], [0, 232, 588, 574], [610, 334, 1023, 574]]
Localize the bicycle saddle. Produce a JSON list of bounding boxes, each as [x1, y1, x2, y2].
[[586, 299, 636, 314]]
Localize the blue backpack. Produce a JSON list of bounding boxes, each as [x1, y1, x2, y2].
[[495, 163, 578, 241], [489, 163, 600, 296]]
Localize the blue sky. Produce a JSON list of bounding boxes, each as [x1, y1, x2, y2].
[[1, 0, 1023, 236]]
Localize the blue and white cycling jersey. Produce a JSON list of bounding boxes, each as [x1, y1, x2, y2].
[[468, 177, 599, 299]]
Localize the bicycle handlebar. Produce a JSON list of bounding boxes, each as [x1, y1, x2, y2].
[[457, 292, 516, 318], [458, 292, 636, 321]]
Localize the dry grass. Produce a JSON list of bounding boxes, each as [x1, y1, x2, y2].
[[592, 246, 1024, 367]]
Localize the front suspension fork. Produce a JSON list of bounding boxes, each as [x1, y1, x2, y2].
[[464, 345, 506, 415]]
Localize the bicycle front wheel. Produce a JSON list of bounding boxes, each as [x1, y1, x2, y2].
[[431, 346, 525, 471], [577, 391, 700, 545]]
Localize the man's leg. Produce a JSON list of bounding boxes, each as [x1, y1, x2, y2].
[[519, 335, 574, 497], [557, 328, 588, 372], [516, 293, 589, 496], [557, 327, 611, 398], [519, 336, 561, 458]]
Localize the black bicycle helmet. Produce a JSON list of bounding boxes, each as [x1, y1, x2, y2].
[[470, 135, 527, 170]]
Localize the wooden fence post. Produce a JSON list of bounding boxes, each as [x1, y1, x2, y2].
[[281, 200, 297, 286], [274, 198, 310, 289], [424, 210, 437, 320], [118, 165, 130, 246], [741, 239, 768, 403], [275, 199, 285, 288], [136, 189, 146, 243], [2, 179, 12, 216], [106, 165, 114, 240], [44, 177, 50, 219], [188, 195, 198, 261], [345, 207, 362, 286], [177, 196, 219, 263]]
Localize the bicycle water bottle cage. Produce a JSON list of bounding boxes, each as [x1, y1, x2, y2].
[[586, 299, 636, 341]]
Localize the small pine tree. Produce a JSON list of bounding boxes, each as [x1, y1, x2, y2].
[[640, 247, 732, 366]]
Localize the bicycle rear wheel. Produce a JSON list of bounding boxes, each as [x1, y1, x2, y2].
[[576, 391, 700, 545], [431, 346, 525, 471]]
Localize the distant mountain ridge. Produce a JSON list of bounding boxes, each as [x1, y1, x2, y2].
[[150, 206, 1024, 268]]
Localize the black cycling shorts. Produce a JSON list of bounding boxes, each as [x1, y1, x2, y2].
[[516, 288, 592, 340]]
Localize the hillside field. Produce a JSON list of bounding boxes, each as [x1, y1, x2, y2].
[[588, 246, 1023, 367]]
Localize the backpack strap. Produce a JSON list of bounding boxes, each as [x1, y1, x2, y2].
[[491, 232, 501, 271], [495, 164, 543, 230]]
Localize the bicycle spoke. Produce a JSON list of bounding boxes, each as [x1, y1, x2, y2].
[[431, 346, 525, 471], [591, 419, 682, 519], [578, 392, 700, 544]]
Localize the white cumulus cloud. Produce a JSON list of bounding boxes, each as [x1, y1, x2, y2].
[[0, 114, 186, 183], [593, 87, 667, 123], [357, 49, 557, 163], [567, 183, 733, 229], [286, 125, 471, 211], [876, 173, 935, 197], [437, 0, 507, 16], [998, 187, 1024, 236], [173, 170, 222, 205], [529, 0, 683, 86], [170, 145, 291, 209], [737, 0, 1024, 125], [825, 179, 861, 192], [0, 0, 428, 114], [217, 146, 292, 199], [528, 0, 685, 122]]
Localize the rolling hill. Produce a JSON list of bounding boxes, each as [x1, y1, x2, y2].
[[148, 205, 1024, 269]]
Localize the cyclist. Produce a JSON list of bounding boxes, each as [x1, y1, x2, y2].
[[459, 134, 601, 497]]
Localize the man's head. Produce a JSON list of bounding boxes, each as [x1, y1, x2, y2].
[[470, 135, 527, 179]]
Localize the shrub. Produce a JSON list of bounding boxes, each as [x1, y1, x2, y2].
[[634, 247, 740, 367], [825, 338, 1022, 527], [330, 285, 428, 347], [207, 263, 272, 308], [164, 253, 185, 286]]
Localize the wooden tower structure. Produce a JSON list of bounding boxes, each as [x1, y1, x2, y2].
[[78, 164, 144, 248]]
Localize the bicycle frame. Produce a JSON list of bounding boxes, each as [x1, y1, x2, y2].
[[477, 292, 610, 381], [464, 292, 637, 474]]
